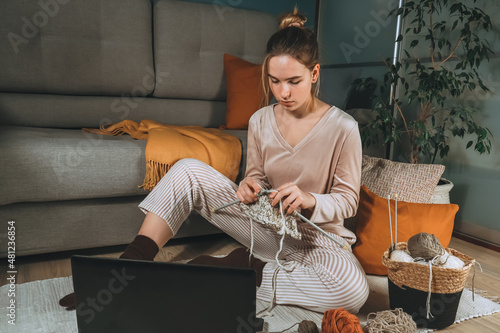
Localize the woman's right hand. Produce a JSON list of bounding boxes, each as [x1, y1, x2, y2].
[[236, 177, 262, 204]]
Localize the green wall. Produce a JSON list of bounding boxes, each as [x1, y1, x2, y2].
[[318, 0, 399, 65], [394, 0, 500, 244], [318, 0, 500, 245], [317, 0, 399, 109], [179, 0, 317, 29], [442, 54, 500, 244]]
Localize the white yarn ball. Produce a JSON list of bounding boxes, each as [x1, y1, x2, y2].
[[390, 249, 414, 263], [441, 254, 465, 269]]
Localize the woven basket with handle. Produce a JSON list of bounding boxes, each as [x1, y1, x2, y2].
[[382, 242, 475, 293]]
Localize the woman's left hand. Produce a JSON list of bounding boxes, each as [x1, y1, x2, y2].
[[269, 182, 316, 215]]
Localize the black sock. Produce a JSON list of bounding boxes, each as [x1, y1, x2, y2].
[[60, 235, 159, 309], [120, 235, 159, 261]]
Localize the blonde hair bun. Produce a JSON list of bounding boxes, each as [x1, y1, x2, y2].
[[279, 7, 307, 30]]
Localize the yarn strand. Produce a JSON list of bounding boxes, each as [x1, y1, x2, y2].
[[364, 308, 417, 333], [426, 261, 434, 319], [472, 261, 483, 302], [249, 217, 255, 261]]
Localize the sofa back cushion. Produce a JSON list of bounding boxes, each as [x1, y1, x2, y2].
[[152, 0, 276, 101], [0, 92, 227, 128], [0, 0, 153, 96]]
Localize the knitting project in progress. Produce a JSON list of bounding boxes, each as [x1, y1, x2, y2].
[[211, 187, 347, 250], [239, 192, 302, 241]]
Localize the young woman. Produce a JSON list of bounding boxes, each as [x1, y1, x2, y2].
[[61, 10, 369, 314]]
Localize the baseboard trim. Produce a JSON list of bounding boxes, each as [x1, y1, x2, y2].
[[452, 230, 500, 253]]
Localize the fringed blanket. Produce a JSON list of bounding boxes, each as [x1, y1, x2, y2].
[[83, 119, 242, 190]]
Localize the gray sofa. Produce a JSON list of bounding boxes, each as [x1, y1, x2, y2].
[[0, 0, 276, 257]]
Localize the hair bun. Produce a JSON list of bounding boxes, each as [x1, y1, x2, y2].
[[279, 7, 307, 30]]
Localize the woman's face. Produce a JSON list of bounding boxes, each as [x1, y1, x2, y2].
[[268, 55, 319, 113]]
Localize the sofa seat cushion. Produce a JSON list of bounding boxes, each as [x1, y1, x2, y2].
[[0, 196, 223, 257], [0, 125, 147, 205], [0, 126, 248, 205]]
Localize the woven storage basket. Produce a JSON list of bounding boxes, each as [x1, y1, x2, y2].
[[382, 242, 475, 329], [429, 178, 454, 204], [383, 242, 475, 293]]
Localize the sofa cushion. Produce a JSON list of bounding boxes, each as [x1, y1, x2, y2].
[[223, 54, 264, 130], [0, 0, 153, 95], [0, 125, 248, 205], [0, 196, 223, 256], [352, 186, 458, 275], [0, 93, 227, 129], [0, 125, 146, 205], [152, 0, 276, 100], [361, 155, 445, 203]]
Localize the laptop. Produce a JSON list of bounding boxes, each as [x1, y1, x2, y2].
[[71, 255, 264, 333]]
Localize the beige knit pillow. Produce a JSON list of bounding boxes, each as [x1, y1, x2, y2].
[[361, 155, 445, 203]]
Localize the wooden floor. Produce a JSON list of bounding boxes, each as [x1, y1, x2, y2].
[[1, 234, 499, 332]]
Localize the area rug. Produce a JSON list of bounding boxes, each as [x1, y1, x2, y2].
[[1, 275, 499, 333]]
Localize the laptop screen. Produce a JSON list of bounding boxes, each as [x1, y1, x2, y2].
[[71, 255, 261, 333]]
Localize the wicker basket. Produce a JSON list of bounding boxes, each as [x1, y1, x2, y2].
[[429, 178, 454, 204], [382, 242, 475, 329]]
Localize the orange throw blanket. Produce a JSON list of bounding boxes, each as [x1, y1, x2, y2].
[[83, 120, 242, 190]]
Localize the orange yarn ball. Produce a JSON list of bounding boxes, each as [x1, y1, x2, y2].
[[322, 308, 363, 333]]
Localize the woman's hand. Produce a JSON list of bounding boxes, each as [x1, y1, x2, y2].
[[269, 182, 316, 215], [236, 177, 262, 204]]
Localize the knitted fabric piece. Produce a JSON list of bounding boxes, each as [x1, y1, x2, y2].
[[239, 194, 302, 240]]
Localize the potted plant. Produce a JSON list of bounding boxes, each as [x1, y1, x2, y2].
[[359, 0, 493, 166]]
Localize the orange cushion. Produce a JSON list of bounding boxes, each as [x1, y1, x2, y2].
[[223, 54, 264, 129], [352, 186, 459, 275]]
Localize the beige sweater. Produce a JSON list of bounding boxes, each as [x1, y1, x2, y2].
[[245, 104, 362, 240]]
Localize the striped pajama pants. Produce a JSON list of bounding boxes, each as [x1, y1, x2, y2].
[[139, 158, 369, 313]]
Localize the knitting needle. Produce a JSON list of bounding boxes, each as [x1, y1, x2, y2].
[[211, 190, 349, 250], [387, 195, 394, 253], [294, 212, 349, 250], [394, 193, 398, 248], [211, 188, 275, 212], [211, 199, 240, 212]]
